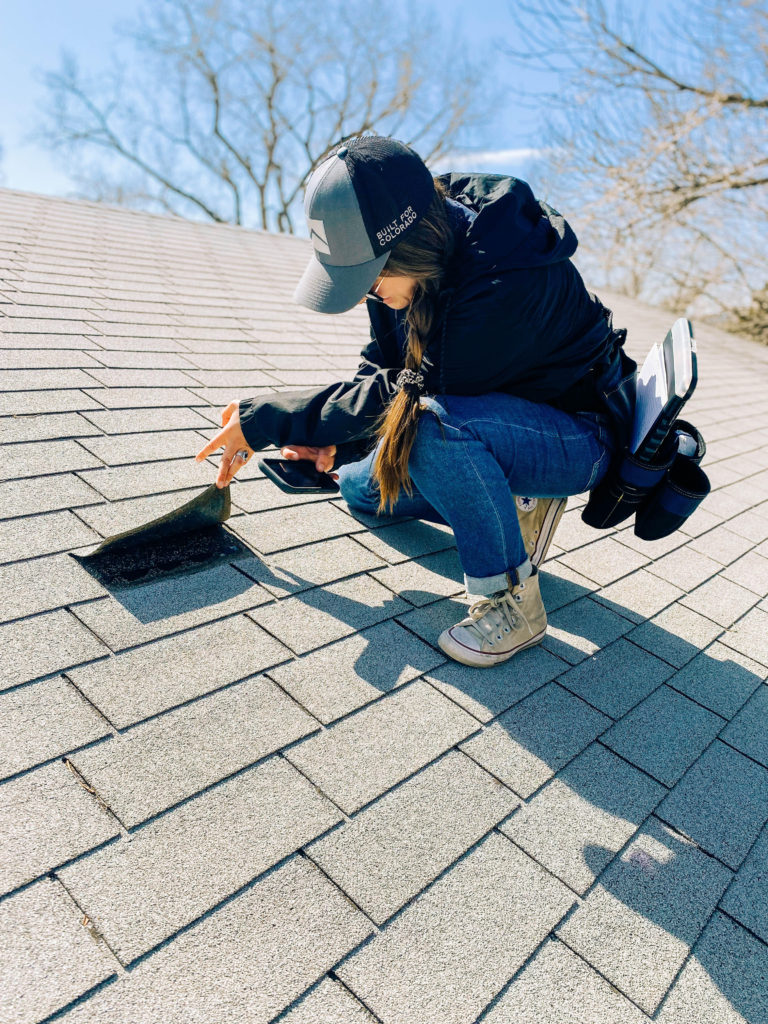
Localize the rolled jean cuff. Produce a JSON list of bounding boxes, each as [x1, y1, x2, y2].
[[464, 557, 532, 597]]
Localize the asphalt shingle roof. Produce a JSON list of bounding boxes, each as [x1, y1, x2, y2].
[[2, 186, 768, 1024]]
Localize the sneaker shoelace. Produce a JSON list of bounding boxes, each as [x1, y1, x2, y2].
[[465, 589, 523, 644]]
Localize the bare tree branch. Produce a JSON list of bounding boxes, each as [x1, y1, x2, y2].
[[505, 0, 768, 337], [36, 0, 494, 234]]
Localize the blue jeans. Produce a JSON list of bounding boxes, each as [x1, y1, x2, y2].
[[336, 393, 617, 596]]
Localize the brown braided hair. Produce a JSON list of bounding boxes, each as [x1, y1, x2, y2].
[[372, 179, 453, 512]]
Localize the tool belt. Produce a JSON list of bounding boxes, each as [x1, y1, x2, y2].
[[582, 419, 710, 540]]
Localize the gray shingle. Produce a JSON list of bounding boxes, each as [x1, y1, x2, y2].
[[0, 411, 100, 444], [721, 550, 768, 596], [425, 645, 567, 723], [0, 510, 100, 563], [230, 501, 360, 554], [667, 641, 766, 717], [0, 677, 109, 780], [308, 751, 517, 924], [541, 596, 633, 664], [0, 759, 118, 895], [80, 406, 212, 433], [557, 536, 649, 586], [657, 740, 768, 868], [558, 638, 673, 720], [688, 523, 755, 566], [77, 457, 215, 500], [721, 684, 768, 766], [594, 568, 685, 624], [601, 685, 725, 785], [82, 386, 200, 408], [337, 832, 574, 1024], [59, 759, 341, 962], [268, 619, 444, 724], [0, 878, 117, 1024], [719, 606, 768, 668], [681, 574, 760, 627], [718, 822, 768, 945], [70, 676, 317, 827], [77, 429, 208, 466], [230, 479, 333, 515], [3, 368, 100, 390], [0, 473, 103, 519], [249, 574, 409, 656], [0, 349, 100, 368], [68, 615, 291, 727], [502, 742, 665, 894], [350, 518, 457, 563], [0, 438, 102, 480], [0, 332, 98, 350], [459, 683, 611, 798], [183, 368, 279, 388], [0, 553, 106, 623], [482, 938, 649, 1024], [724, 508, 768, 543], [645, 545, 723, 591], [280, 978, 377, 1024], [537, 560, 596, 611], [370, 548, 464, 606], [86, 350, 198, 369], [557, 817, 732, 1014], [628, 604, 724, 669], [72, 562, 272, 650], [286, 679, 479, 813], [656, 912, 768, 1024], [239, 535, 385, 599], [56, 856, 372, 1024], [82, 368, 198, 388], [0, 389, 102, 415], [0, 609, 110, 690]]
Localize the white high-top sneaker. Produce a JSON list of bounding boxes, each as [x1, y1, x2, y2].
[[438, 567, 547, 668], [516, 496, 568, 566]]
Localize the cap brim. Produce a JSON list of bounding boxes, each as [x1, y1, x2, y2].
[[293, 250, 390, 314]]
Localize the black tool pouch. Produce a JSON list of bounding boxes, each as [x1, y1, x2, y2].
[[582, 420, 710, 539], [634, 422, 710, 540], [581, 432, 677, 530]]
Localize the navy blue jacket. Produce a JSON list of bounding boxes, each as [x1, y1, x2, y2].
[[239, 173, 633, 463]]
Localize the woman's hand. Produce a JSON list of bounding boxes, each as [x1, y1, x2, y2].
[[281, 444, 337, 475], [195, 400, 254, 488]]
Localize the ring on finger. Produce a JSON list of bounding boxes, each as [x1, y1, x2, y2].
[[234, 449, 250, 462]]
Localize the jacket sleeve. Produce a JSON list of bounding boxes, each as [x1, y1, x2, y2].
[[238, 331, 402, 452]]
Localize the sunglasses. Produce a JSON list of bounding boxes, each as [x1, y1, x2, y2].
[[365, 277, 385, 303]]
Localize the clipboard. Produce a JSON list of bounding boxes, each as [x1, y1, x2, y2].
[[630, 318, 697, 460]]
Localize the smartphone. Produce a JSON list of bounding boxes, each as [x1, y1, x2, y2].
[[258, 457, 340, 494]]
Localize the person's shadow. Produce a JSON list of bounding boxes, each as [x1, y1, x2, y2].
[[77, 494, 768, 1021]]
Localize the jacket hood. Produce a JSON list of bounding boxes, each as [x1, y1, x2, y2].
[[437, 172, 578, 277]]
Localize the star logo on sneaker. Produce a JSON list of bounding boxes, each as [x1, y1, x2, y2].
[[516, 496, 537, 511]]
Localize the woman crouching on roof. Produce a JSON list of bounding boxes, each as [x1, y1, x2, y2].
[[195, 136, 634, 668]]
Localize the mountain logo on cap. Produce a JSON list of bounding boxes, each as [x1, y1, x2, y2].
[[307, 216, 331, 255]]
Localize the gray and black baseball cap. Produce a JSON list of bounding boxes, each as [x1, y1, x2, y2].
[[293, 136, 436, 314]]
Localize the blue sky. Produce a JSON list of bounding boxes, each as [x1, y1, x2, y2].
[[0, 0, 565, 198], [0, 0, 671, 200]]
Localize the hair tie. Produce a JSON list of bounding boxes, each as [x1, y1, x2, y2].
[[396, 368, 425, 396]]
